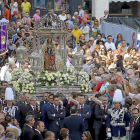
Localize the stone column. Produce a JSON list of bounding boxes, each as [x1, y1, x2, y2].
[[92, 0, 109, 20]]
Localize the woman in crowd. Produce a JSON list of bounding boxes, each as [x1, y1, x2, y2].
[[124, 46, 132, 59], [100, 48, 107, 60], [82, 131, 92, 140], [91, 19, 100, 39], [105, 84, 115, 105], [17, 13, 24, 24], [66, 27, 73, 43], [10, 0, 18, 16], [115, 33, 123, 48], [94, 45, 100, 53], [83, 10, 89, 19], [3, 4, 10, 21], [131, 48, 137, 59], [80, 19, 89, 41], [58, 10, 67, 21]]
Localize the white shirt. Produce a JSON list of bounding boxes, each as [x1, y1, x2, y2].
[[105, 42, 116, 51], [104, 14, 109, 19], [0, 18, 9, 23], [124, 53, 131, 60], [129, 92, 140, 99], [5, 69, 12, 82], [58, 14, 67, 21], [10, 2, 18, 15], [8, 123, 21, 136], [35, 129, 41, 134], [89, 42, 96, 53], [79, 9, 84, 18], [30, 105, 36, 111], [0, 65, 9, 81]]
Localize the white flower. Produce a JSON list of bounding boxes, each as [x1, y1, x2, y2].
[[43, 77, 46, 80]]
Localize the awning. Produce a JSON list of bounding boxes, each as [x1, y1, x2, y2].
[[109, 0, 140, 2]]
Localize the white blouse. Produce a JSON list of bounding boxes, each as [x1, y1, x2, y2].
[[10, 2, 18, 15]]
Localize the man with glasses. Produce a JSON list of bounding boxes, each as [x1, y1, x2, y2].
[[89, 37, 95, 53], [47, 95, 65, 140], [64, 20, 69, 31], [105, 35, 116, 51], [26, 96, 43, 122], [78, 5, 84, 19], [130, 108, 140, 140], [42, 94, 54, 129]]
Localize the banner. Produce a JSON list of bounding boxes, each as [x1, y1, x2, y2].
[[0, 23, 8, 56], [101, 20, 137, 48]]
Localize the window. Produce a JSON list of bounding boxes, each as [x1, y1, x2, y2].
[[54, 0, 69, 12], [109, 2, 133, 15]]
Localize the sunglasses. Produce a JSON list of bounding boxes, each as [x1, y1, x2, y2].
[[109, 72, 113, 74], [86, 59, 90, 61], [95, 21, 98, 22], [68, 29, 71, 30], [65, 23, 68, 24], [89, 40, 93, 41]]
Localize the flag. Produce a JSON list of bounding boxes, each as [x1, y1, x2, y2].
[[0, 23, 8, 55]]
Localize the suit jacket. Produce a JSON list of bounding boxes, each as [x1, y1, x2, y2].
[[31, 129, 43, 140], [131, 117, 140, 140], [64, 115, 85, 140], [23, 124, 33, 140], [78, 104, 91, 130], [93, 104, 109, 129], [40, 100, 47, 110], [19, 104, 27, 128], [16, 101, 25, 107], [47, 104, 65, 132], [42, 102, 51, 129], [26, 104, 43, 121]]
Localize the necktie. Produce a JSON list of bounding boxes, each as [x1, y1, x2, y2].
[[55, 106, 58, 114], [33, 107, 36, 113], [81, 105, 83, 113], [103, 105, 106, 114], [133, 118, 136, 127], [2, 100, 3, 106]]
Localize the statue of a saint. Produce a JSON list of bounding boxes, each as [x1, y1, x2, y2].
[[42, 38, 55, 70]]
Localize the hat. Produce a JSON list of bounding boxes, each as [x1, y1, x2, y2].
[[113, 89, 123, 103], [5, 87, 14, 100]]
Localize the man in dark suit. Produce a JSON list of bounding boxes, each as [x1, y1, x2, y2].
[[47, 95, 65, 140], [42, 94, 53, 129], [77, 94, 91, 130], [22, 115, 35, 140], [40, 93, 48, 110], [93, 95, 109, 140], [26, 96, 43, 122], [64, 106, 85, 140], [16, 94, 25, 107], [131, 108, 140, 140], [31, 121, 44, 140]]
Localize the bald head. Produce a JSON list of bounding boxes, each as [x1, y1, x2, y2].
[[104, 10, 109, 15], [25, 94, 30, 103]]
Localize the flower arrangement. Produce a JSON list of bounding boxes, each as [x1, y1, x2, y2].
[[79, 83, 92, 93], [37, 71, 57, 88], [9, 68, 23, 85], [10, 71, 36, 94]]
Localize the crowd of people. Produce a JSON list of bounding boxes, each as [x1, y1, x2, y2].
[[0, 0, 140, 140]]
